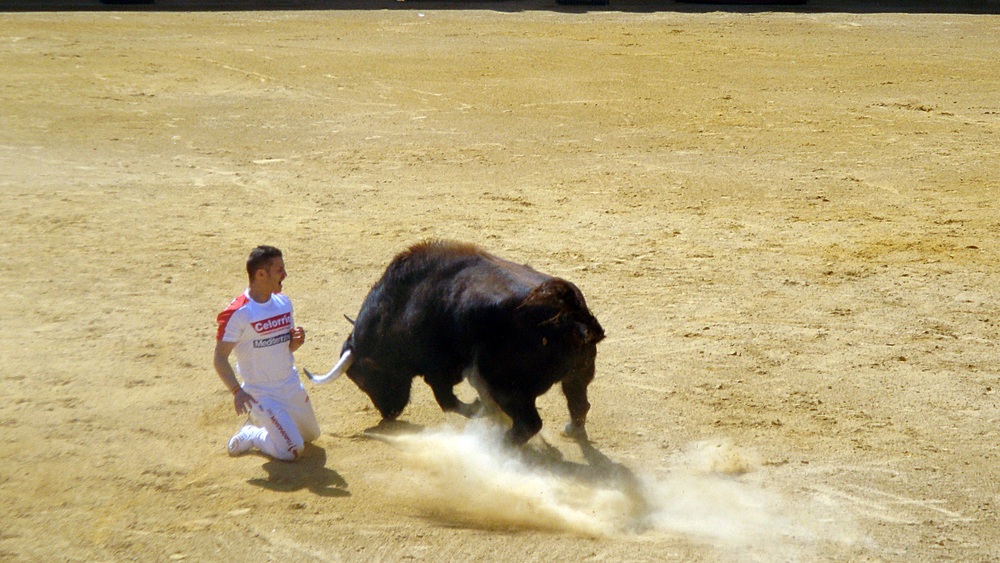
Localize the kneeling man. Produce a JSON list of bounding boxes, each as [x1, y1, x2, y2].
[[213, 245, 320, 461]]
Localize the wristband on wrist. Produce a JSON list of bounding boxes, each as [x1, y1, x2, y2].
[[230, 386, 240, 395]]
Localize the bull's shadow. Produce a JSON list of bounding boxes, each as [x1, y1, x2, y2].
[[514, 433, 653, 533], [248, 444, 350, 498], [363, 415, 640, 489], [362, 418, 426, 438], [368, 417, 653, 529], [522, 432, 648, 504]]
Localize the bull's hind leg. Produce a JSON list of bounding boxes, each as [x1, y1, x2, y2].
[[495, 394, 543, 446]]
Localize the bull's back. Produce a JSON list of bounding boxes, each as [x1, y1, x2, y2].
[[381, 241, 550, 311], [354, 242, 544, 352]]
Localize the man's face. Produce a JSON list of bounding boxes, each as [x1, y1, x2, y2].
[[259, 257, 287, 295]]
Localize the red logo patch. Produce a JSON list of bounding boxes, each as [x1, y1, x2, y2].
[[252, 313, 291, 334]]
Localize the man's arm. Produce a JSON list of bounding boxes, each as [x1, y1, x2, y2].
[[213, 340, 239, 392], [213, 340, 255, 415]]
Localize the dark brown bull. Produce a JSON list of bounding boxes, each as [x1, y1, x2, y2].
[[305, 240, 604, 445]]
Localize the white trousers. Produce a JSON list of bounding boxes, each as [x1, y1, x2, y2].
[[244, 380, 320, 461]]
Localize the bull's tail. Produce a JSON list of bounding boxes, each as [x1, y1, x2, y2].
[[517, 279, 604, 347]]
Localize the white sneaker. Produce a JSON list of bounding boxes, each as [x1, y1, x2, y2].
[[227, 424, 259, 457]]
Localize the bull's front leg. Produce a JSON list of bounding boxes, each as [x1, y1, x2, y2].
[[561, 352, 596, 440]]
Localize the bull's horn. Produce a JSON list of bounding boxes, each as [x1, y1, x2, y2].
[[303, 350, 354, 384]]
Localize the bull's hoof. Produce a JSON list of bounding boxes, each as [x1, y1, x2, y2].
[[378, 408, 403, 420], [454, 399, 482, 419], [562, 422, 588, 441], [502, 427, 534, 447]]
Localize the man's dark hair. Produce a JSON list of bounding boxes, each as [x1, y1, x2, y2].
[[247, 245, 283, 281]]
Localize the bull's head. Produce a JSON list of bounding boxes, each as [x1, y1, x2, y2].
[[344, 355, 412, 420], [303, 344, 412, 420], [305, 343, 412, 420]]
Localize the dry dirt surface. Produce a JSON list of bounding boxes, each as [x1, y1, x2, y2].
[[2, 1, 999, 561]]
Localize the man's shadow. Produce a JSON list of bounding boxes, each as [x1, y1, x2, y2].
[[248, 444, 350, 497]]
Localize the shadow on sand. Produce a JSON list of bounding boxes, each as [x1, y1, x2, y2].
[[519, 431, 654, 531], [248, 444, 351, 498], [364, 418, 654, 531], [362, 418, 427, 438]]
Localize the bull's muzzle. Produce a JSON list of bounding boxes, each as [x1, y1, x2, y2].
[[303, 349, 354, 384]]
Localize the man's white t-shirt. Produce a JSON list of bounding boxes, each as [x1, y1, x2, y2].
[[216, 290, 298, 390]]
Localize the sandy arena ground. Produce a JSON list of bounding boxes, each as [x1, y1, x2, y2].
[[2, 1, 999, 560]]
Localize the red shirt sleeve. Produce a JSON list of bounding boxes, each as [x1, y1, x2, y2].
[[216, 293, 249, 341]]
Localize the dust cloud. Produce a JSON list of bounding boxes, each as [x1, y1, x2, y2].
[[382, 422, 864, 559]]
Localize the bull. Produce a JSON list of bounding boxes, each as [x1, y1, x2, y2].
[[305, 240, 605, 445]]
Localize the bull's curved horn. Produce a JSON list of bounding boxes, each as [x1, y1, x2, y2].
[[303, 349, 354, 384]]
